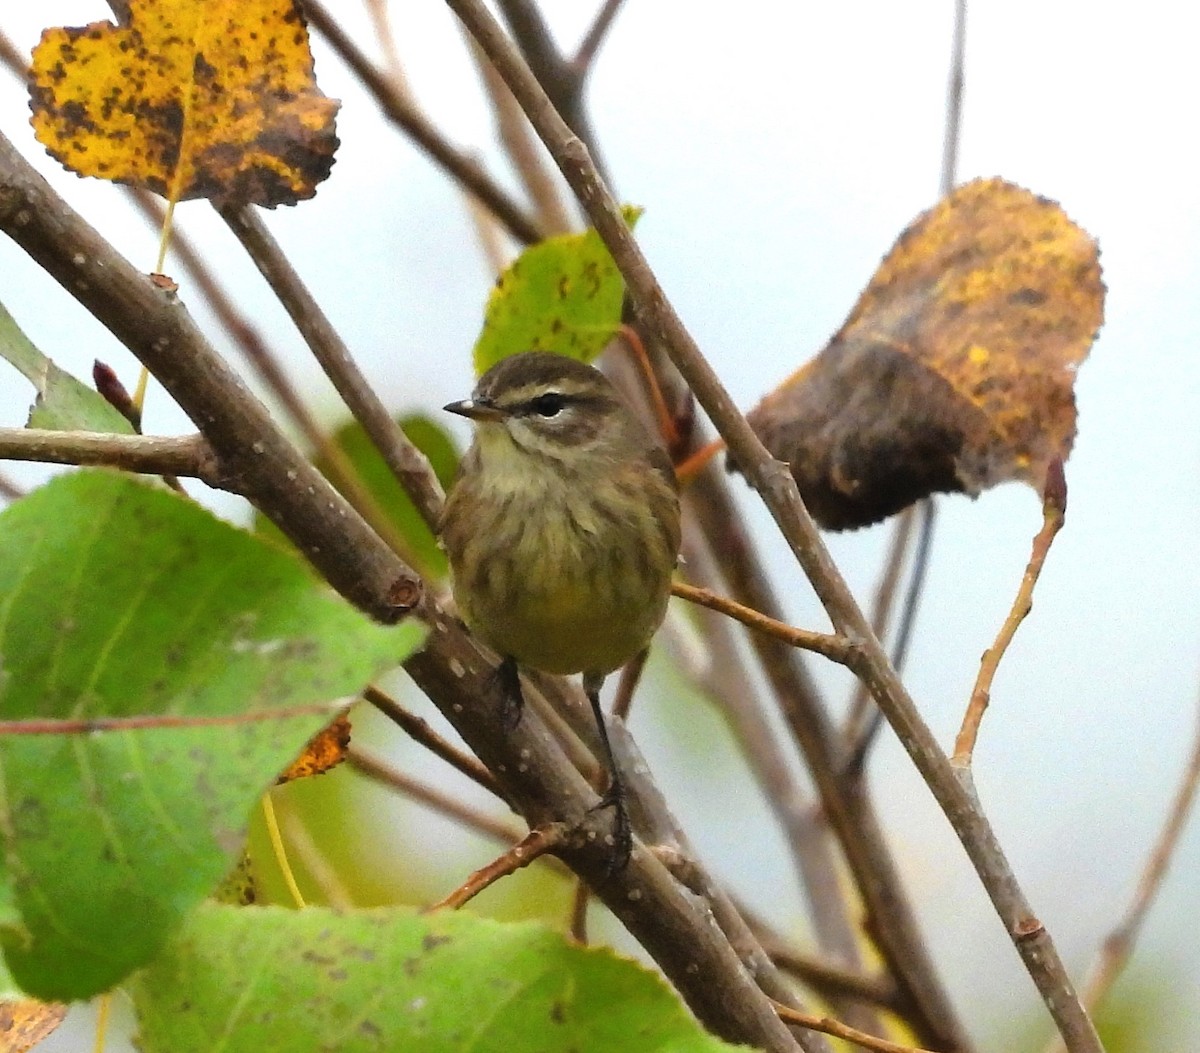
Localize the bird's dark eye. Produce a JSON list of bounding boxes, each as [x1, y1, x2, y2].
[[530, 392, 567, 417]]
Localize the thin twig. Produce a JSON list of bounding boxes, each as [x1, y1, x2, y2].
[[568, 877, 590, 943], [217, 204, 446, 530], [444, 4, 1101, 1048], [609, 646, 649, 722], [684, 457, 961, 1048], [673, 529, 878, 1035], [363, 685, 500, 795], [570, 0, 626, 76], [428, 824, 565, 911], [773, 1003, 938, 1053], [302, 0, 545, 246], [362, 0, 409, 88], [1043, 691, 1200, 1053], [672, 580, 858, 666], [845, 500, 938, 769], [125, 191, 424, 571], [953, 462, 1066, 765], [494, 0, 608, 182], [0, 135, 420, 623], [843, 506, 917, 743], [0, 428, 217, 480], [940, 0, 969, 197], [465, 33, 575, 236], [346, 745, 525, 845]]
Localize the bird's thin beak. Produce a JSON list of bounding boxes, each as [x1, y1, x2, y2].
[[443, 398, 505, 422]]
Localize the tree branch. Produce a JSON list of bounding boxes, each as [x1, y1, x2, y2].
[[0, 132, 419, 625], [363, 686, 500, 796], [301, 0, 545, 246], [1043, 689, 1200, 1053], [441, 3, 1102, 1048], [0, 428, 217, 481], [672, 579, 858, 665], [217, 203, 446, 532]]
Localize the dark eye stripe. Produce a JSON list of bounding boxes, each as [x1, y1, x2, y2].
[[528, 392, 568, 417]]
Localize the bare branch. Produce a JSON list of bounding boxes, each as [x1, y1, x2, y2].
[[672, 580, 858, 666], [363, 685, 500, 796], [570, 0, 626, 76], [466, 34, 575, 236], [0, 133, 419, 624], [301, 0, 545, 246], [954, 462, 1066, 765], [0, 428, 217, 481], [941, 0, 969, 196], [774, 1003, 939, 1053], [1043, 690, 1200, 1053], [217, 204, 446, 531], [428, 824, 565, 910], [346, 745, 526, 846], [443, 3, 1102, 1048]]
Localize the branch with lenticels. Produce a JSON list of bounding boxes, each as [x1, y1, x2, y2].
[[440, 2, 1105, 1051], [0, 127, 815, 1053]]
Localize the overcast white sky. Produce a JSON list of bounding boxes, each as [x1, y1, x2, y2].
[[2, 2, 1199, 1049]]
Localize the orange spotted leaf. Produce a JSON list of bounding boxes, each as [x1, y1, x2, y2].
[[744, 178, 1104, 529], [28, 0, 339, 208], [277, 712, 351, 783]]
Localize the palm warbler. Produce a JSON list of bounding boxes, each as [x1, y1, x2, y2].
[[440, 351, 681, 870]]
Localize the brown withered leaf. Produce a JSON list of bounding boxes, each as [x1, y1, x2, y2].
[[742, 178, 1104, 530], [0, 998, 68, 1053], [276, 711, 351, 783], [29, 0, 338, 208]]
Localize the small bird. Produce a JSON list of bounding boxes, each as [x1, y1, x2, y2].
[[440, 351, 681, 872]]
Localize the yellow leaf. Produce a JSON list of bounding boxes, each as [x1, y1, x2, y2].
[[744, 178, 1104, 529], [28, 0, 339, 208], [276, 712, 351, 784]]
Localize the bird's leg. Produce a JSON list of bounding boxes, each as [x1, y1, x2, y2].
[[492, 656, 524, 730], [583, 671, 632, 876]]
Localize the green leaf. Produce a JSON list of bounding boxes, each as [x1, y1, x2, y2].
[[255, 414, 459, 580], [131, 904, 746, 1053], [0, 299, 134, 433], [318, 414, 459, 580], [0, 472, 425, 999], [473, 206, 643, 376]]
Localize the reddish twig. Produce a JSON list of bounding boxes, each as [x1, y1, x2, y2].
[[773, 1003, 938, 1053], [671, 581, 858, 666], [953, 462, 1067, 766], [363, 685, 500, 796], [568, 877, 590, 943], [346, 746, 525, 846], [428, 824, 565, 911]]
